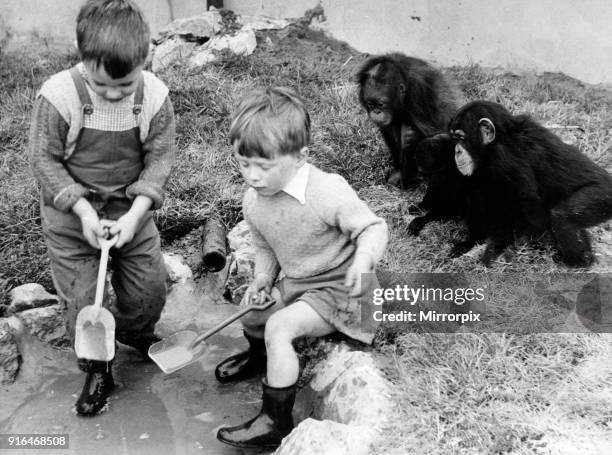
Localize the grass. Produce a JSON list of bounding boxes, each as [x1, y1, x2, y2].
[[1, 21, 612, 452]]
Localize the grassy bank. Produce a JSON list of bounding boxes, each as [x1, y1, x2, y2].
[[1, 22, 611, 452]]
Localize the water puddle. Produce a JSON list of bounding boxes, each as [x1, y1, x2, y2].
[[0, 278, 273, 454]]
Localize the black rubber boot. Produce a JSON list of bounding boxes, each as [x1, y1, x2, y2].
[[216, 379, 296, 449], [75, 359, 114, 416], [214, 331, 266, 383], [116, 332, 161, 359]]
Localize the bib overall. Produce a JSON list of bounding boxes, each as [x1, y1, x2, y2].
[[40, 67, 167, 354]]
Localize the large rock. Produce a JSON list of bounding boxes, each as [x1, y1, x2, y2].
[[306, 349, 393, 427], [17, 304, 68, 347], [152, 37, 196, 73], [189, 28, 257, 68], [274, 418, 375, 455], [8, 283, 59, 313], [164, 253, 194, 284], [155, 12, 223, 44], [0, 322, 20, 384], [225, 221, 255, 304]]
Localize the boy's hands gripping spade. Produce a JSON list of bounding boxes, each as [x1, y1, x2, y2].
[[242, 273, 275, 307]]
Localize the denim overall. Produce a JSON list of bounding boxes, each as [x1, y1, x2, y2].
[[40, 67, 167, 360]]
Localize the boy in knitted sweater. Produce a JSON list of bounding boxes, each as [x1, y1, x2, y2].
[[28, 0, 175, 416], [215, 87, 388, 449]]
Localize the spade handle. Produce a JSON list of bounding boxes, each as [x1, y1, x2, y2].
[[190, 298, 275, 349]]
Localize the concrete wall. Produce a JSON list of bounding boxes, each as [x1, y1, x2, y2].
[[3, 0, 612, 84], [227, 0, 612, 85]]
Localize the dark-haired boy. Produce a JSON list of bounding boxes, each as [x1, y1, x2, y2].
[[29, 0, 175, 416]]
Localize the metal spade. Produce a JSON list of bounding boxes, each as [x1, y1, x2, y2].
[[74, 234, 118, 361], [149, 297, 275, 374]]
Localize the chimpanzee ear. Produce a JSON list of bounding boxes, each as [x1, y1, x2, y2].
[[478, 118, 496, 145]]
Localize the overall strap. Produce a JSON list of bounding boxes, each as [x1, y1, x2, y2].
[[69, 67, 94, 115], [132, 74, 145, 115]]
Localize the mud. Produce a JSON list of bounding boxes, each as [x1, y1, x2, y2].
[[0, 277, 273, 455]]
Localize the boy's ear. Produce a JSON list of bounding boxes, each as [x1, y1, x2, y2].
[[297, 146, 309, 165]]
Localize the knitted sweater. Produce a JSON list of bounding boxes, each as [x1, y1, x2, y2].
[[244, 165, 388, 279], [28, 63, 175, 212]]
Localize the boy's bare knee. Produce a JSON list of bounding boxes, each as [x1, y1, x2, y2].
[[264, 311, 295, 344]]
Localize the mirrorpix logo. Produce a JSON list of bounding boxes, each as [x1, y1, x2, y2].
[[359, 273, 485, 328]]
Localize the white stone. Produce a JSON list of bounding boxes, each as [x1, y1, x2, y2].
[[16, 304, 67, 347], [152, 37, 196, 73], [156, 11, 223, 42], [225, 221, 256, 304], [308, 350, 393, 428], [239, 15, 290, 31], [9, 283, 59, 313], [0, 325, 20, 384], [164, 253, 193, 284], [274, 418, 376, 455], [209, 29, 257, 56]]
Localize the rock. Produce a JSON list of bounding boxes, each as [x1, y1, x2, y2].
[[225, 221, 255, 304], [0, 325, 20, 384], [164, 253, 193, 284], [152, 37, 196, 73], [238, 15, 290, 31], [210, 28, 256, 55], [189, 29, 257, 68], [306, 349, 393, 427], [16, 304, 68, 347], [8, 283, 59, 313], [274, 418, 375, 455], [155, 12, 223, 44]]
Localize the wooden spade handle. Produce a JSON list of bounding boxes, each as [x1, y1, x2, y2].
[[190, 298, 276, 349], [93, 234, 118, 310]]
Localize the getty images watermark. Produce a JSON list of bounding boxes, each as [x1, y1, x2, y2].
[[360, 272, 612, 333]]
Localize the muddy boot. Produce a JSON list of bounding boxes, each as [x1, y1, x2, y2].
[[75, 359, 114, 416], [116, 332, 161, 359], [214, 331, 266, 383], [216, 379, 296, 448]]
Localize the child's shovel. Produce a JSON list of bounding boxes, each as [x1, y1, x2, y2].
[[74, 234, 118, 361], [149, 297, 275, 374]]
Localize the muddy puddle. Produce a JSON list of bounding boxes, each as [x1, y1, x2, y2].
[[0, 278, 274, 455]]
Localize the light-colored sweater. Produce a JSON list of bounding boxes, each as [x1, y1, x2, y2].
[[244, 165, 388, 279]]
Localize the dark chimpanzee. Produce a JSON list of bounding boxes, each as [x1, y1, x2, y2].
[[357, 53, 462, 189], [407, 133, 471, 235], [449, 100, 612, 267]]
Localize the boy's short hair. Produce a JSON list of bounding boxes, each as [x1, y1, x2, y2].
[[77, 0, 150, 79], [230, 87, 311, 158]]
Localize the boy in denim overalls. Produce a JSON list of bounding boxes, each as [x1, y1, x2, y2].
[[28, 0, 175, 416]]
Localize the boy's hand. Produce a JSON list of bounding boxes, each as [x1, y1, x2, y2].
[[108, 211, 140, 248], [345, 252, 375, 298], [72, 198, 104, 249], [108, 195, 153, 248], [242, 273, 274, 307]]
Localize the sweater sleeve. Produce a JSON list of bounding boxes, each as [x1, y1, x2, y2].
[[316, 175, 389, 264], [28, 95, 89, 212], [243, 190, 281, 280], [125, 95, 176, 209]]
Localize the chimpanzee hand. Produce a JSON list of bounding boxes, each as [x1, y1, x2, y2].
[[386, 169, 402, 187], [408, 216, 427, 236], [401, 124, 418, 149], [449, 240, 476, 258]]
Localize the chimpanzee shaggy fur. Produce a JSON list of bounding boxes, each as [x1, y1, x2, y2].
[[357, 53, 462, 189], [449, 100, 612, 267]]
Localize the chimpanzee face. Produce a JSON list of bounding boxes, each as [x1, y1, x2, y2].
[[362, 82, 393, 127], [451, 129, 476, 176]]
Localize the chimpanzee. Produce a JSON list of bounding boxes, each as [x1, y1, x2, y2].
[[408, 133, 471, 235], [357, 53, 462, 189], [449, 100, 612, 267]]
